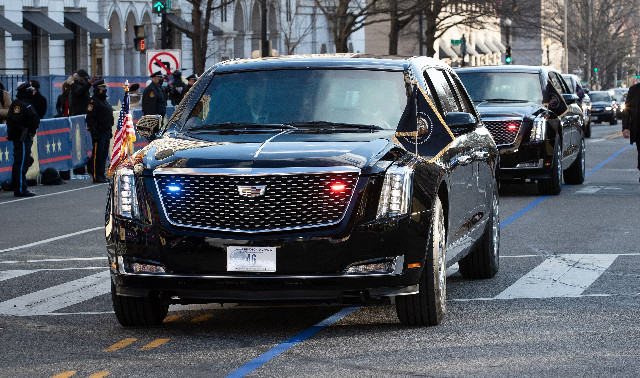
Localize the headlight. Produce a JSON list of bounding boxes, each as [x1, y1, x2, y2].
[[376, 163, 414, 219], [114, 168, 138, 218], [531, 115, 547, 142], [605, 106, 612, 111]]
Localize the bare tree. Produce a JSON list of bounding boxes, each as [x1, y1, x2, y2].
[[379, 0, 423, 55], [170, 0, 235, 74], [314, 0, 383, 53], [280, 3, 316, 54], [419, 0, 503, 58]]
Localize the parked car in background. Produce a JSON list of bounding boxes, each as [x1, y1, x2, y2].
[[610, 88, 628, 120], [107, 55, 500, 328], [589, 90, 618, 125], [457, 65, 585, 195], [562, 73, 592, 137]]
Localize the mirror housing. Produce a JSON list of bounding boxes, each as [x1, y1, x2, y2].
[[445, 112, 477, 135], [562, 93, 579, 105], [136, 115, 162, 141]]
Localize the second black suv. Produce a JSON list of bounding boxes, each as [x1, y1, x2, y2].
[[589, 90, 618, 125], [457, 65, 585, 195]]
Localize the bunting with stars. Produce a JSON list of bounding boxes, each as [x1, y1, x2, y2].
[[36, 118, 74, 172], [0, 125, 13, 183], [393, 84, 455, 162]]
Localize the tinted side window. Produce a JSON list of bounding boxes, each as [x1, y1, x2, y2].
[[424, 68, 456, 113], [549, 72, 569, 94], [447, 72, 476, 116]]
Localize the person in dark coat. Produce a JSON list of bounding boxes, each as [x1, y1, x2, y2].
[[6, 82, 40, 197], [0, 82, 11, 124], [55, 77, 73, 117], [142, 71, 166, 117], [167, 69, 186, 105], [30, 80, 47, 118], [183, 74, 198, 97], [85, 79, 114, 183], [622, 82, 640, 181], [69, 69, 98, 116]]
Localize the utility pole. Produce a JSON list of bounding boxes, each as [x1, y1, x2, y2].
[[563, 0, 568, 73]]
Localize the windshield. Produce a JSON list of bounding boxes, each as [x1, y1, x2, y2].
[[457, 72, 543, 103], [611, 92, 627, 102], [183, 69, 408, 131], [589, 92, 611, 102]]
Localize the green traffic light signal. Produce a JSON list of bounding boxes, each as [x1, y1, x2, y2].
[[506, 56, 512, 63], [152, 1, 168, 13], [594, 67, 598, 72]]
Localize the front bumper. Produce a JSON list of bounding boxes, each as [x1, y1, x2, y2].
[[497, 138, 555, 180]]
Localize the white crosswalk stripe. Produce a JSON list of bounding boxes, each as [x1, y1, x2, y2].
[[0, 270, 110, 316], [495, 254, 618, 299]]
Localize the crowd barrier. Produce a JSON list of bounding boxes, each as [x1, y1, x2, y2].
[[0, 107, 175, 184]]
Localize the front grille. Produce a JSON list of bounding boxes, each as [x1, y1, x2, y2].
[[484, 120, 522, 146], [155, 171, 359, 232]]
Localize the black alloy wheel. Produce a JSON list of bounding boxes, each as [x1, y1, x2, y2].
[[458, 186, 500, 279], [564, 138, 586, 185], [395, 196, 446, 326], [538, 137, 563, 195]]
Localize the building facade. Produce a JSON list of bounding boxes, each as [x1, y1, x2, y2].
[[1, 0, 365, 78]]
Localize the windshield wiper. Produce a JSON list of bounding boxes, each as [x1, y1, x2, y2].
[[187, 122, 298, 132], [477, 98, 530, 103], [286, 121, 384, 130]]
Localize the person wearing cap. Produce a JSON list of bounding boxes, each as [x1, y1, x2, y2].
[[129, 83, 142, 109], [0, 82, 11, 124], [30, 79, 47, 118], [5, 82, 40, 197], [69, 69, 98, 116], [85, 79, 114, 183], [166, 69, 186, 106], [142, 71, 167, 117], [183, 74, 198, 96]]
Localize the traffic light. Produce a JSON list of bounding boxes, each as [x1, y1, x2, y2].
[[152, 0, 170, 14], [134, 25, 146, 52], [134, 38, 146, 52], [594, 67, 598, 72], [505, 46, 512, 64]]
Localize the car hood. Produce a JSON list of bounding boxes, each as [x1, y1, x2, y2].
[[139, 130, 397, 175], [474, 102, 542, 119]]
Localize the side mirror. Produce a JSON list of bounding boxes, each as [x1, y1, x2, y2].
[[583, 88, 589, 94], [136, 115, 162, 141], [562, 93, 579, 104], [445, 112, 476, 135]]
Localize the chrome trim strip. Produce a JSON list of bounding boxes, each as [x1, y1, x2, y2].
[[153, 166, 361, 176], [481, 117, 522, 122]]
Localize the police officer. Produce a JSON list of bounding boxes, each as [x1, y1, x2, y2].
[[6, 82, 40, 197], [86, 79, 114, 183], [142, 71, 167, 117], [166, 69, 186, 105], [183, 74, 198, 96]]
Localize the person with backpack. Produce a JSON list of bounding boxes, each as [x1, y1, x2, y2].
[[0, 82, 11, 124], [6, 82, 40, 197]]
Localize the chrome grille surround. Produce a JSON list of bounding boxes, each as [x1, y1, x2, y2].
[[483, 118, 523, 146], [154, 167, 361, 233]]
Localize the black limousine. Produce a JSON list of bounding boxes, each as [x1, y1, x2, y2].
[[457, 65, 585, 195], [106, 55, 500, 327]]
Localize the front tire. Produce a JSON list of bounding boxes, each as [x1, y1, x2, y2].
[[396, 196, 446, 326], [112, 282, 169, 327], [584, 120, 591, 138], [538, 137, 562, 195], [458, 187, 500, 279], [564, 138, 585, 185]]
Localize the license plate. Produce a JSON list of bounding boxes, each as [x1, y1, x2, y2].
[[227, 246, 276, 272]]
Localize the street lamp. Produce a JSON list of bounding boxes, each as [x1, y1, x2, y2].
[[545, 38, 551, 66]]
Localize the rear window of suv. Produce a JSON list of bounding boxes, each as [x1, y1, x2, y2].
[[457, 72, 543, 104], [183, 69, 408, 130]]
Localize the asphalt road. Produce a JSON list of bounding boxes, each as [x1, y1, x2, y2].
[[1, 120, 639, 377]]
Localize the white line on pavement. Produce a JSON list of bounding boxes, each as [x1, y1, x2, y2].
[[0, 270, 110, 316], [494, 254, 618, 299], [0, 184, 107, 205], [0, 227, 103, 254], [0, 257, 106, 264]]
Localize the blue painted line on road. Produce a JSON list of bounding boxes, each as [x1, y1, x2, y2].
[[226, 305, 361, 378], [500, 144, 633, 229]]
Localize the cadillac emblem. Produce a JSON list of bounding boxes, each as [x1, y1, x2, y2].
[[238, 185, 267, 197]]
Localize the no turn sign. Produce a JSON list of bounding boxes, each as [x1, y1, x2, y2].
[[146, 49, 181, 76]]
